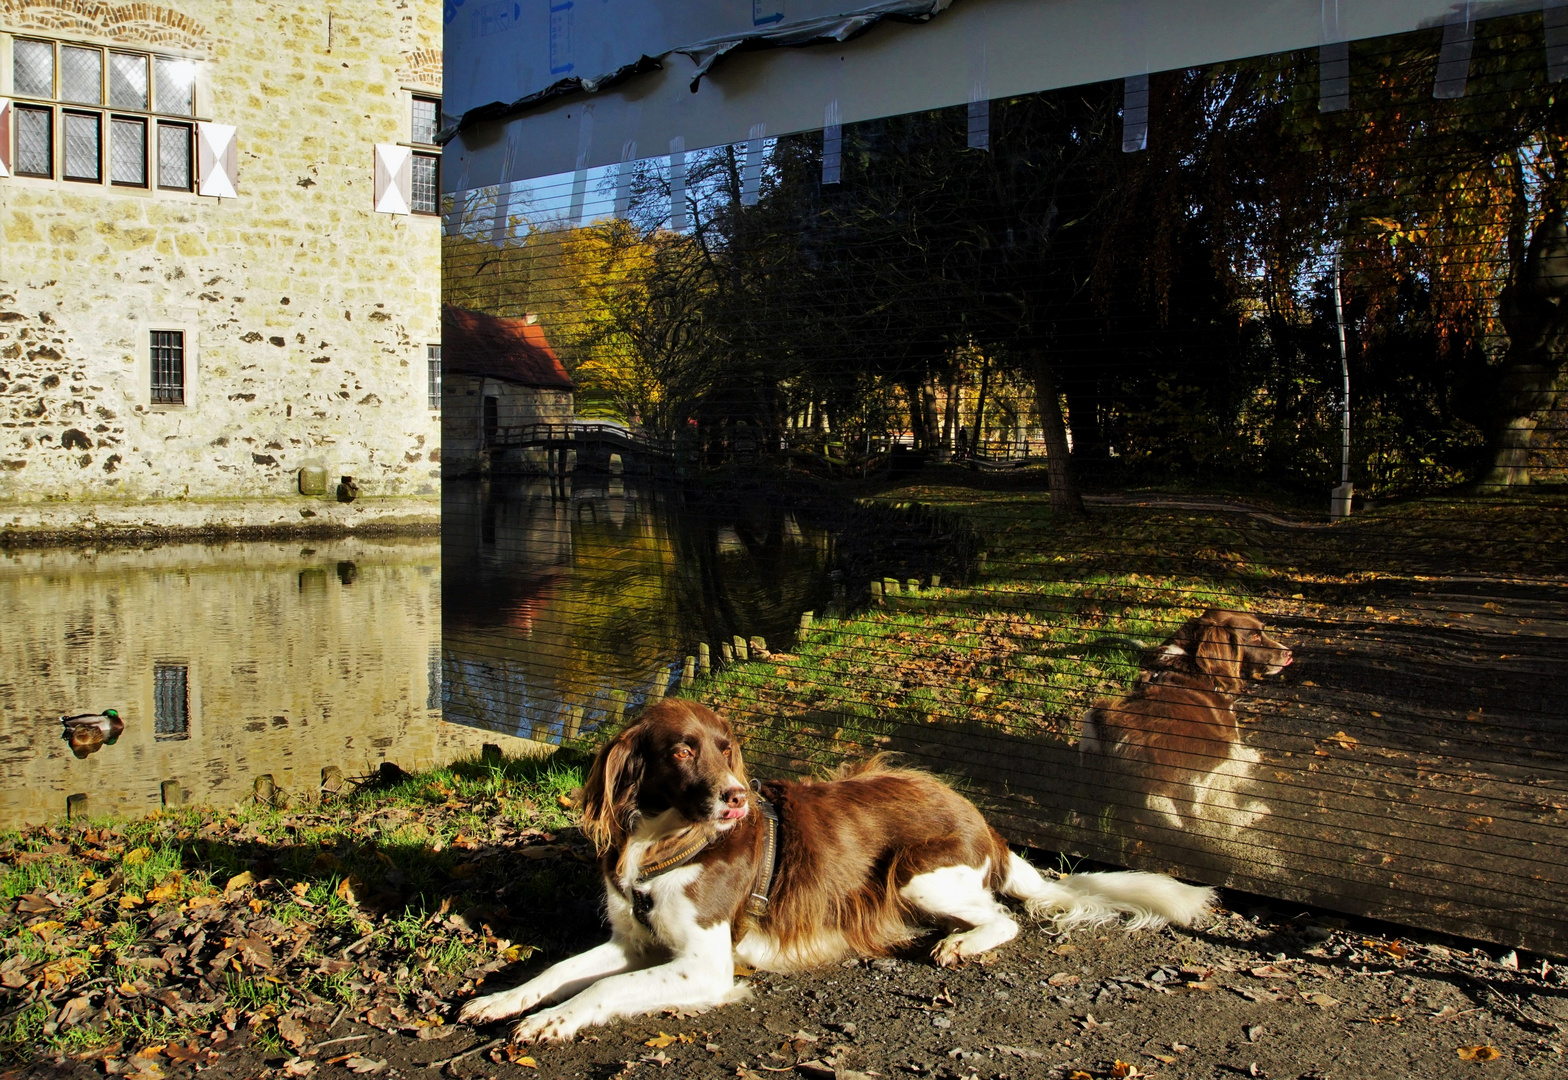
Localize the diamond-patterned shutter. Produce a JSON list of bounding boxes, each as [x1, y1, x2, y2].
[[0, 100, 10, 178], [374, 143, 413, 214], [196, 122, 237, 197]]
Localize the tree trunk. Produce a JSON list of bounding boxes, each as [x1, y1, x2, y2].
[[1481, 203, 1568, 488], [942, 371, 959, 450], [920, 377, 941, 450], [904, 379, 924, 448], [973, 354, 992, 456], [1030, 348, 1086, 515]]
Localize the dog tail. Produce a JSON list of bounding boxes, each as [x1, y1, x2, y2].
[[999, 852, 1214, 933]]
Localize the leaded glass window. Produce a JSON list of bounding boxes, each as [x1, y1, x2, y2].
[[151, 330, 185, 405], [62, 110, 101, 181], [412, 152, 439, 214], [111, 117, 147, 186], [60, 45, 102, 104], [12, 39, 54, 98], [109, 52, 149, 109], [158, 122, 193, 190], [14, 105, 53, 177]]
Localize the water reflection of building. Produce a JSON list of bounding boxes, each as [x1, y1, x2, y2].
[[0, 537, 530, 829], [441, 306, 574, 477]]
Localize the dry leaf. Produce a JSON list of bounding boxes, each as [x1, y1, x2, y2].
[[1322, 731, 1359, 750], [1069, 1072, 1094, 1080], [276, 1014, 310, 1048], [224, 871, 254, 894], [344, 1057, 387, 1074], [1301, 992, 1340, 1008], [644, 1032, 695, 1048], [1457, 1046, 1501, 1061]]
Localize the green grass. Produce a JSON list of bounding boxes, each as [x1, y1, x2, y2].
[[0, 747, 596, 1064], [675, 474, 1568, 764]]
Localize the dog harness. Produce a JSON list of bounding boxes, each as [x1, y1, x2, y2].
[[622, 786, 780, 929]]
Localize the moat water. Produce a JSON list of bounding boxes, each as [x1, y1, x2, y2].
[[0, 478, 832, 828]]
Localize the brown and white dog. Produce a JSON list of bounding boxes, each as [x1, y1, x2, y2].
[[1078, 609, 1292, 831], [460, 700, 1215, 1044]]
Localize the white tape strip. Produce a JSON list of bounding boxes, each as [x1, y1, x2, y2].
[[1122, 74, 1149, 153], [1433, 4, 1474, 100], [614, 138, 638, 219], [1319, 41, 1349, 113], [822, 100, 842, 185], [669, 136, 688, 230], [567, 104, 594, 226], [742, 122, 765, 207]]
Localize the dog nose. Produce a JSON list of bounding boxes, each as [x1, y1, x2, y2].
[[724, 786, 748, 809]]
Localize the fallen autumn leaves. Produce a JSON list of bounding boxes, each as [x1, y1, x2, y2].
[[0, 750, 596, 1074]]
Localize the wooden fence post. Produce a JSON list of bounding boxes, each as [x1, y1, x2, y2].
[[66, 793, 88, 820], [160, 781, 184, 807], [698, 642, 711, 675]]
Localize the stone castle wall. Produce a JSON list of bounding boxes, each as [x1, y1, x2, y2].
[[0, 1, 443, 515]]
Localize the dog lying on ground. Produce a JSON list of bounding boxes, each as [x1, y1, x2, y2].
[[459, 700, 1214, 1044], [1078, 608, 1292, 831]]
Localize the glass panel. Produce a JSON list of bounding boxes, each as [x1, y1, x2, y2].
[[111, 117, 147, 185], [154, 56, 195, 116], [110, 52, 149, 109], [14, 106, 52, 177], [412, 153, 439, 213], [12, 39, 54, 99], [412, 96, 440, 144], [427, 345, 442, 409], [150, 330, 184, 404], [158, 122, 192, 189], [63, 111, 101, 181], [60, 46, 102, 104]]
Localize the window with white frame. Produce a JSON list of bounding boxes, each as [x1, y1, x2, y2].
[[7, 37, 196, 188], [427, 344, 442, 410]]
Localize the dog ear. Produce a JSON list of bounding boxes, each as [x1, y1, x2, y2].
[[721, 716, 748, 787], [581, 727, 643, 853], [1193, 617, 1244, 683]]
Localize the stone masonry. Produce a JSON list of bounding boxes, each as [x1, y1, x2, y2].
[[0, 1, 443, 529]]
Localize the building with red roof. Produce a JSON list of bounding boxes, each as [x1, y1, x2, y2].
[[440, 305, 575, 475]]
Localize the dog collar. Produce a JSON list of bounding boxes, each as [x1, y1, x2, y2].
[[623, 827, 720, 929], [745, 788, 779, 920]]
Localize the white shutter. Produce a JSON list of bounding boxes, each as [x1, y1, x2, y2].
[[196, 122, 238, 198], [0, 100, 11, 178], [374, 143, 412, 214]]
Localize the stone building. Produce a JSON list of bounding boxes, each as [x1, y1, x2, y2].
[[441, 304, 573, 476], [0, 0, 444, 534]]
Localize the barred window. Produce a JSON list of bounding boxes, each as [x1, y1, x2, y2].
[[7, 37, 196, 189], [412, 95, 441, 145], [153, 662, 190, 741], [427, 344, 442, 409], [412, 152, 439, 214], [151, 329, 185, 405]]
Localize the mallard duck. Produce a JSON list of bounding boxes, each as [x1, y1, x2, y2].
[[60, 710, 123, 759]]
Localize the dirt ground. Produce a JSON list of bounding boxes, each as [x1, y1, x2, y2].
[[25, 881, 1564, 1080]]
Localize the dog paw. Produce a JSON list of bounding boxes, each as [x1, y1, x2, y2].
[[459, 992, 528, 1025], [931, 937, 967, 968], [512, 1009, 578, 1045]]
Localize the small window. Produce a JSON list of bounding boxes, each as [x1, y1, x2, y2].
[[427, 344, 442, 409], [154, 662, 190, 741], [153, 56, 195, 116], [412, 95, 440, 145], [109, 51, 149, 109], [111, 117, 147, 186], [13, 39, 55, 98], [151, 329, 185, 404], [14, 105, 53, 177], [59, 45, 102, 104], [62, 110, 101, 182], [157, 121, 193, 190], [411, 152, 439, 214]]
